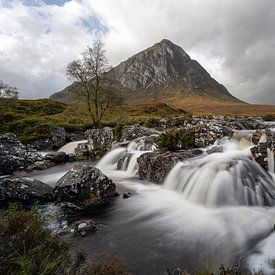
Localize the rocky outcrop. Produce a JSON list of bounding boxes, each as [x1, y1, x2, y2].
[[137, 149, 203, 183], [121, 125, 160, 141], [54, 164, 118, 209], [0, 177, 54, 206]]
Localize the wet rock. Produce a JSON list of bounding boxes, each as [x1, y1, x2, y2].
[[26, 160, 55, 172], [252, 129, 263, 145], [250, 143, 269, 170], [74, 220, 97, 236], [0, 177, 54, 206], [45, 152, 68, 164], [250, 129, 275, 171], [193, 123, 233, 147], [137, 149, 203, 183], [85, 127, 113, 151], [0, 133, 26, 174], [66, 133, 85, 142], [28, 138, 53, 151], [52, 127, 66, 149], [123, 192, 132, 199], [54, 164, 118, 209], [120, 124, 160, 141], [206, 146, 224, 154]]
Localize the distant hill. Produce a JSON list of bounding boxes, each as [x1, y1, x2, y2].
[[50, 39, 240, 104]]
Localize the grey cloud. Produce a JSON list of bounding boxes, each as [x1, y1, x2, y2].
[[0, 0, 274, 104]]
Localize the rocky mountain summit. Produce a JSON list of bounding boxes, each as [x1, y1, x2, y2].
[[50, 39, 239, 103]]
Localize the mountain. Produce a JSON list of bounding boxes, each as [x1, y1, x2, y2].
[[50, 39, 240, 103]]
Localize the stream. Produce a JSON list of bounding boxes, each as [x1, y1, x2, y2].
[[29, 131, 275, 274]]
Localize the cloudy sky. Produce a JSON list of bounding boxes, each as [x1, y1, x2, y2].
[[0, 0, 274, 104]]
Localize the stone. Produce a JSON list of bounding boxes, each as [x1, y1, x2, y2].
[[0, 177, 54, 206], [45, 152, 68, 164], [54, 164, 118, 209], [252, 129, 262, 145], [26, 160, 55, 172], [28, 138, 53, 151], [193, 123, 233, 147], [120, 124, 160, 141], [137, 149, 203, 183], [85, 127, 113, 151], [123, 192, 132, 199], [52, 127, 66, 149]]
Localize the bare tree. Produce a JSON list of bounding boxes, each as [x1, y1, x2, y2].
[[0, 81, 19, 99], [67, 40, 120, 127]]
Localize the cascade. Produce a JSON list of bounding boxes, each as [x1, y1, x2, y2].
[[58, 140, 87, 154], [164, 140, 275, 207]]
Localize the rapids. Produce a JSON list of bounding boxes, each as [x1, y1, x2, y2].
[[29, 131, 275, 274]]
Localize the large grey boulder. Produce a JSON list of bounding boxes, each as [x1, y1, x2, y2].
[[54, 164, 118, 209], [137, 149, 203, 183], [0, 177, 54, 206]]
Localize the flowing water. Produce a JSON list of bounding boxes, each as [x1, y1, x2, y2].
[[30, 132, 275, 274]]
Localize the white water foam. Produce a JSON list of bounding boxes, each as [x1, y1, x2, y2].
[[58, 140, 87, 154]]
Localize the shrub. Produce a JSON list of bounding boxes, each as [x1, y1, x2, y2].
[[263, 113, 275, 121], [0, 207, 70, 275], [86, 256, 130, 275], [157, 128, 195, 151]]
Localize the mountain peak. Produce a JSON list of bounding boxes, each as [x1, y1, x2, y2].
[[51, 40, 239, 103]]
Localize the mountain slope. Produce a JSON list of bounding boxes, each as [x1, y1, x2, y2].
[[50, 39, 240, 103]]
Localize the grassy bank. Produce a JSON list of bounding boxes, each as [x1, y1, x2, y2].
[[0, 98, 186, 143]]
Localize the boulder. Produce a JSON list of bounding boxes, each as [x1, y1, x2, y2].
[[0, 177, 54, 206], [0, 133, 26, 174], [85, 127, 113, 151], [26, 160, 55, 172], [250, 143, 269, 171], [74, 219, 97, 236], [193, 123, 233, 147], [137, 149, 203, 183], [250, 128, 275, 171], [45, 152, 68, 164], [120, 124, 160, 141], [28, 138, 53, 151], [52, 127, 66, 149], [252, 129, 263, 145], [54, 164, 118, 209]]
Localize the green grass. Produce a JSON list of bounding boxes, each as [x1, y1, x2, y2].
[[0, 206, 70, 274]]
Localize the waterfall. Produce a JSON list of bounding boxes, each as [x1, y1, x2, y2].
[[58, 140, 87, 154], [267, 148, 275, 174], [96, 147, 127, 170], [97, 136, 156, 176], [164, 140, 275, 207]]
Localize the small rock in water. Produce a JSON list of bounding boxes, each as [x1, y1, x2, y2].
[[123, 192, 132, 199]]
